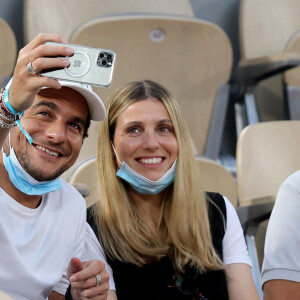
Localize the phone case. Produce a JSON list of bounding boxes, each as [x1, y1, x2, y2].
[[40, 42, 116, 87]]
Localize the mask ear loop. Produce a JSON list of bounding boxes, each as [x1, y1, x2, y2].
[[8, 132, 11, 154], [3, 86, 33, 144], [111, 142, 122, 165], [2, 132, 12, 156]]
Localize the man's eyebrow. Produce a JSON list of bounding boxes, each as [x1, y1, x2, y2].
[[33, 101, 59, 110]]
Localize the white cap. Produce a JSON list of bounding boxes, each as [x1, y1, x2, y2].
[[5, 78, 106, 121], [58, 80, 106, 121]]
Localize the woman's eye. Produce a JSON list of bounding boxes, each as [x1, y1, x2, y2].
[[159, 126, 173, 133], [127, 127, 140, 134], [160, 127, 170, 132]]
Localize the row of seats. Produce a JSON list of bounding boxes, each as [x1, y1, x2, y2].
[[234, 0, 300, 135], [23, 0, 300, 171], [2, 0, 300, 171]]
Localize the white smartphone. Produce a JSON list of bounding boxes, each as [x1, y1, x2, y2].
[[40, 42, 116, 87]]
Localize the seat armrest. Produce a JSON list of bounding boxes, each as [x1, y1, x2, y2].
[[236, 197, 275, 232], [233, 53, 300, 85]]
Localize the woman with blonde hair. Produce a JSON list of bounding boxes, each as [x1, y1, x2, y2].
[[85, 80, 258, 300]]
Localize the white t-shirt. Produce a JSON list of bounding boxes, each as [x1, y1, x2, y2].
[[0, 180, 86, 300], [221, 197, 251, 265], [262, 170, 300, 285], [83, 196, 251, 278]]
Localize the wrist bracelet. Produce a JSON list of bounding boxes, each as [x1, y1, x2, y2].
[[0, 106, 15, 122], [0, 118, 16, 128], [0, 87, 33, 143], [0, 88, 16, 128], [0, 88, 14, 116], [3, 87, 19, 116]]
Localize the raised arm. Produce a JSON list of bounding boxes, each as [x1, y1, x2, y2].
[[0, 33, 73, 147]]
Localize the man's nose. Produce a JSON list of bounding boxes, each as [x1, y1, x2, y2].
[[45, 120, 66, 143]]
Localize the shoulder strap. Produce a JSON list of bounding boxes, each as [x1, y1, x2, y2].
[[87, 204, 98, 236], [206, 192, 227, 259]]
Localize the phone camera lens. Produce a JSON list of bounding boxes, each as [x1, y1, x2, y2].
[[98, 52, 113, 68]]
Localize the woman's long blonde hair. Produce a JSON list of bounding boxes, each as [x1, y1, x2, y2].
[[93, 80, 223, 274]]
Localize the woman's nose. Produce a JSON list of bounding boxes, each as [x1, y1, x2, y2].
[[142, 131, 159, 150]]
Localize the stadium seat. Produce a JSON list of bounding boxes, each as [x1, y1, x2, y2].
[[0, 18, 17, 87], [283, 29, 300, 120], [68, 156, 97, 208], [236, 120, 300, 298], [61, 13, 233, 180], [195, 157, 237, 207], [23, 0, 194, 43], [0, 290, 13, 299], [233, 0, 300, 136]]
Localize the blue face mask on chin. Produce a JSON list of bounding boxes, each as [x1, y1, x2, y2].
[[116, 159, 177, 195], [112, 143, 177, 195], [2, 134, 62, 195]]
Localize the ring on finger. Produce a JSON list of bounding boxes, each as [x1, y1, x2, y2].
[[95, 274, 101, 286], [27, 61, 38, 75]]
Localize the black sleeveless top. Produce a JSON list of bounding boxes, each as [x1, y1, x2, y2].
[[87, 192, 228, 300]]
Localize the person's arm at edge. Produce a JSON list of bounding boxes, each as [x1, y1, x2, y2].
[[263, 280, 300, 300]]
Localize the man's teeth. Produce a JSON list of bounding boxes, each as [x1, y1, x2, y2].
[[36, 145, 59, 157], [140, 157, 162, 164]]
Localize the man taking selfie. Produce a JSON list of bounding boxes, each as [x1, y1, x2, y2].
[[0, 33, 116, 300]]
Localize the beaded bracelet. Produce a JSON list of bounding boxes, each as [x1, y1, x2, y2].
[[0, 87, 33, 143], [0, 117, 16, 128], [3, 87, 20, 116], [0, 105, 15, 122], [0, 89, 14, 117], [0, 88, 16, 128]]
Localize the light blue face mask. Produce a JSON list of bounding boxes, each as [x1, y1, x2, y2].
[[2, 134, 62, 195], [112, 143, 177, 195]]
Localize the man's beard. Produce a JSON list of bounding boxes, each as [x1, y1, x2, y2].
[[16, 149, 70, 181]]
